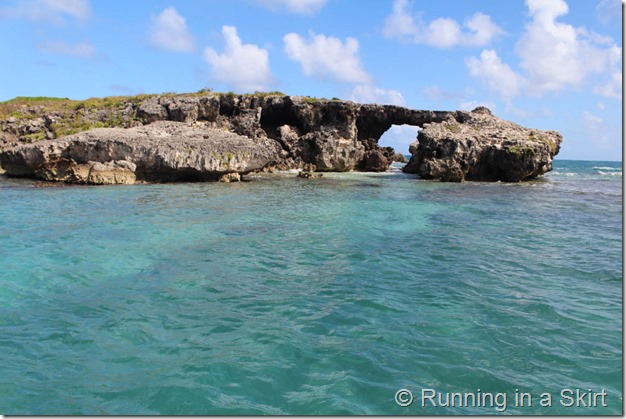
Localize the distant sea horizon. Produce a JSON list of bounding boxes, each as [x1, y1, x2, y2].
[[0, 159, 621, 415]]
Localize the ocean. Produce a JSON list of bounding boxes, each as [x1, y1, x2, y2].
[[0, 160, 622, 415]]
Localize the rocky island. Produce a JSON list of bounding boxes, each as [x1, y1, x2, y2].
[[0, 92, 562, 184]]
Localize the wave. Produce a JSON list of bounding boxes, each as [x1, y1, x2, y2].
[[593, 166, 622, 171], [551, 170, 622, 177]]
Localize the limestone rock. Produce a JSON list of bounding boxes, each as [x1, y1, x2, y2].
[[393, 152, 408, 163], [0, 121, 279, 183], [0, 94, 563, 182], [137, 97, 168, 124], [166, 97, 199, 123], [361, 148, 395, 171], [32, 159, 136, 184], [403, 107, 562, 182], [297, 171, 323, 179], [310, 132, 365, 172], [88, 161, 136, 185], [218, 172, 241, 183]]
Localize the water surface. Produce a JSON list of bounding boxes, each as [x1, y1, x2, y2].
[[0, 160, 621, 414]]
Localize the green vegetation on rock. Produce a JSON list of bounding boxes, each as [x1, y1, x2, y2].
[[1, 96, 70, 104], [508, 145, 537, 157], [444, 123, 461, 133], [23, 132, 46, 142], [529, 131, 559, 154]]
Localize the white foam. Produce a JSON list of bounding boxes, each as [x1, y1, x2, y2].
[[551, 171, 578, 176]]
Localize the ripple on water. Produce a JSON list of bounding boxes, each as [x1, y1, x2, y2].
[[0, 160, 622, 414]]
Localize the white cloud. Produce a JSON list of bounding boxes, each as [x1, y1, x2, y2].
[[593, 71, 622, 100], [0, 0, 90, 24], [382, 0, 419, 41], [517, 0, 621, 96], [466, 0, 621, 101], [595, 0, 621, 25], [582, 110, 619, 148], [110, 84, 135, 94], [504, 102, 553, 119], [466, 50, 525, 99], [378, 124, 419, 152], [583, 110, 604, 126], [37, 41, 95, 59], [460, 100, 497, 112], [349, 85, 405, 106], [148, 7, 195, 53], [382, 0, 503, 48], [464, 12, 506, 47], [282, 31, 405, 107], [255, 0, 327, 15], [204, 26, 273, 92], [283, 32, 371, 84], [41, 0, 89, 20], [423, 85, 469, 101]]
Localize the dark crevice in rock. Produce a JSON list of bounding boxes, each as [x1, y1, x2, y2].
[[260, 103, 306, 140], [136, 167, 219, 183]]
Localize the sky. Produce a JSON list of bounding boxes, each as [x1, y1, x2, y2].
[[0, 0, 622, 161]]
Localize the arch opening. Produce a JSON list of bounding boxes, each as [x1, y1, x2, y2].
[[377, 124, 421, 157]]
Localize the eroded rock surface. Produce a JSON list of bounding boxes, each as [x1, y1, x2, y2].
[[0, 94, 563, 183], [34, 159, 136, 184], [0, 121, 279, 183], [403, 107, 562, 182]]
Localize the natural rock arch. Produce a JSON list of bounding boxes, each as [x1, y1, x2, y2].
[[0, 94, 562, 183]]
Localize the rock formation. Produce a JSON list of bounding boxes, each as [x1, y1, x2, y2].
[[403, 107, 562, 182], [0, 93, 562, 184], [0, 121, 280, 183], [392, 152, 408, 163]]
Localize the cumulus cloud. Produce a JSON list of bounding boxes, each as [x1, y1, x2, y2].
[[37, 41, 96, 59], [255, 0, 327, 15], [466, 50, 525, 99], [349, 85, 405, 106], [517, 0, 621, 96], [283, 31, 405, 107], [283, 32, 371, 84], [0, 0, 90, 24], [466, 0, 621, 101], [148, 7, 195, 53], [383, 0, 503, 48], [204, 26, 273, 92]]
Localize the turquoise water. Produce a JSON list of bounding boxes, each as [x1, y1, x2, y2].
[[0, 160, 622, 415]]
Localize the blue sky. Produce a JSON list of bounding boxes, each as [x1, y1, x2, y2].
[[0, 0, 622, 160]]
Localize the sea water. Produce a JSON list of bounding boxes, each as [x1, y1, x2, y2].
[[0, 160, 621, 415]]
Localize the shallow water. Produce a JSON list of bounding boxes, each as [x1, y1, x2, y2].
[[0, 160, 622, 414]]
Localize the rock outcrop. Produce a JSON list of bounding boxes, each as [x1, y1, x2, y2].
[[34, 159, 136, 185], [403, 107, 562, 182], [0, 121, 280, 183], [392, 152, 408, 163], [0, 93, 562, 183]]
